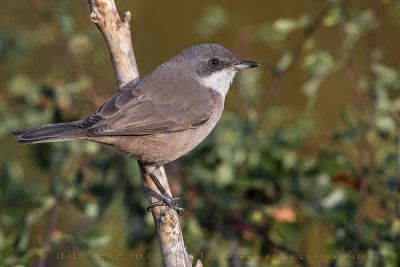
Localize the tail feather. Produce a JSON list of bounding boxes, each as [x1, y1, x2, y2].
[[11, 120, 86, 144]]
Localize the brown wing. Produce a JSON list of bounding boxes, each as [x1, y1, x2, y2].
[[80, 64, 218, 137]]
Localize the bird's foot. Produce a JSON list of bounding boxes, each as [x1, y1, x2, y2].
[[147, 196, 184, 216], [143, 163, 184, 216]]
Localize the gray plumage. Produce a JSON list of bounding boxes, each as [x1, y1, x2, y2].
[[11, 43, 259, 164]]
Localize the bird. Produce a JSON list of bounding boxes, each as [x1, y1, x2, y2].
[[11, 43, 260, 214]]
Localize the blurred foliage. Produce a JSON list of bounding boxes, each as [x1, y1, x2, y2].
[[1, 0, 400, 267]]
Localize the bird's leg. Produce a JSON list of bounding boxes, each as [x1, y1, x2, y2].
[[143, 164, 184, 216]]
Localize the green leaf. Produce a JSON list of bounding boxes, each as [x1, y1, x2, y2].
[[272, 18, 299, 35], [258, 15, 310, 46], [0, 31, 23, 64], [0, 239, 13, 265], [302, 76, 323, 96], [25, 197, 55, 225], [379, 243, 398, 267], [7, 74, 35, 96], [18, 197, 55, 251], [372, 63, 400, 91], [258, 19, 298, 45], [276, 52, 293, 73], [374, 115, 396, 133], [215, 162, 234, 186], [57, 14, 75, 37], [274, 222, 300, 246], [391, 98, 400, 112], [323, 7, 342, 26], [258, 19, 304, 45], [186, 217, 204, 241], [70, 34, 92, 56], [321, 189, 346, 209], [79, 229, 110, 248], [195, 4, 230, 37], [345, 10, 376, 46], [376, 86, 392, 112], [237, 67, 263, 102], [280, 150, 298, 170], [390, 219, 400, 239], [302, 50, 334, 74], [83, 201, 99, 218]]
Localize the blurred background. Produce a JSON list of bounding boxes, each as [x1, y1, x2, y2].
[[1, 0, 400, 266]]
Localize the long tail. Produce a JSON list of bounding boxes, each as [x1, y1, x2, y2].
[[10, 120, 86, 144]]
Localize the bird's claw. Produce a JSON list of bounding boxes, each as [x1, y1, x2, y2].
[[147, 196, 184, 216]]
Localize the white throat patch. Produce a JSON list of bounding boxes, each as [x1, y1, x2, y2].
[[199, 69, 236, 96]]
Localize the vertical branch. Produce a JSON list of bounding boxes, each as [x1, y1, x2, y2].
[[339, 3, 369, 258], [365, 0, 383, 168], [37, 197, 61, 267], [88, 0, 139, 89], [339, 22, 360, 88], [259, 5, 330, 111], [392, 103, 400, 217], [338, 0, 383, 260], [397, 125, 400, 217], [139, 165, 193, 267], [338, 3, 368, 258], [87, 1, 193, 266]]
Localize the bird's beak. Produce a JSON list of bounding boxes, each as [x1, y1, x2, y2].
[[234, 60, 260, 70]]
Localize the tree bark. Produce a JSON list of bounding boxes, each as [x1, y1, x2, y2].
[[87, 1, 194, 266], [139, 165, 193, 267], [88, 0, 139, 89]]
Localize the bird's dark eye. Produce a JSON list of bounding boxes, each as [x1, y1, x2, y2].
[[209, 58, 220, 66]]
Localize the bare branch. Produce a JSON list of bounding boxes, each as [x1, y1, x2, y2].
[[396, 125, 400, 217], [88, 0, 139, 89], [338, 0, 384, 258], [259, 4, 330, 110], [37, 197, 61, 267], [139, 165, 192, 266], [194, 259, 204, 267], [338, 21, 360, 88]]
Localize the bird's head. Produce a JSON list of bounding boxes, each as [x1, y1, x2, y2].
[[177, 43, 260, 96]]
